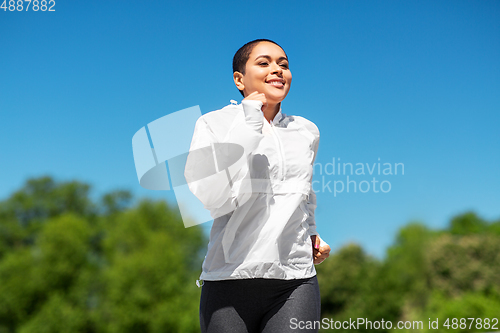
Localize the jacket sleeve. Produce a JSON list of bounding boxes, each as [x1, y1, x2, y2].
[[306, 126, 320, 236], [305, 188, 319, 236], [184, 100, 265, 218]]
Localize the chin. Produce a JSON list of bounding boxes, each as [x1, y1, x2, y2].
[[269, 95, 287, 104], [265, 97, 283, 105], [265, 90, 286, 100]]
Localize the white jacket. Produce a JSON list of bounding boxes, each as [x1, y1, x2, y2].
[[185, 99, 326, 281]]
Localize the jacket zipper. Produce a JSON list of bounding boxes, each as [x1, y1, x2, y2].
[[270, 122, 286, 181]]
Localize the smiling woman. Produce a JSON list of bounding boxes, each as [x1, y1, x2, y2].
[[186, 38, 331, 333], [232, 40, 292, 124]]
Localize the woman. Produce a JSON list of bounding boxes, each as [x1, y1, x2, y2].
[[185, 39, 331, 333]]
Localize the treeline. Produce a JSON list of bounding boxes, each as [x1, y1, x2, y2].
[[316, 213, 500, 332], [0, 176, 204, 332], [0, 176, 499, 332]]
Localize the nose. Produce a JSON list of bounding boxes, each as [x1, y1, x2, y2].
[[270, 61, 283, 75]]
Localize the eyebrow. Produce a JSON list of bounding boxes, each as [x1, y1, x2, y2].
[[254, 55, 289, 62]]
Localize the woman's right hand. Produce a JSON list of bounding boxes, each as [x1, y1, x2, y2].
[[311, 235, 331, 265], [243, 91, 267, 113]]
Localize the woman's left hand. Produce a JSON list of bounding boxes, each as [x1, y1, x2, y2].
[[311, 235, 330, 264]]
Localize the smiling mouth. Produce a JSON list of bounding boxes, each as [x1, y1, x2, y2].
[[266, 80, 284, 88]]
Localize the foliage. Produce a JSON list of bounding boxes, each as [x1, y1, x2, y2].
[[0, 176, 498, 332], [0, 176, 205, 333], [317, 212, 500, 333]]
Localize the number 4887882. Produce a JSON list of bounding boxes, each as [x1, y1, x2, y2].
[[1, 0, 56, 11]]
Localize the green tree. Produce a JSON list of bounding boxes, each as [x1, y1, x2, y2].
[[317, 214, 500, 333], [94, 199, 204, 333], [317, 243, 378, 316], [316, 243, 381, 332], [448, 212, 488, 236], [384, 223, 434, 311], [426, 234, 500, 297], [0, 176, 206, 333]]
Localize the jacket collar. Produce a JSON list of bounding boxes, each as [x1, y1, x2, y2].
[[232, 100, 284, 125], [272, 105, 283, 125]]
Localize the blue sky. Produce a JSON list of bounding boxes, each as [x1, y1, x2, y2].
[[1, 0, 499, 258]]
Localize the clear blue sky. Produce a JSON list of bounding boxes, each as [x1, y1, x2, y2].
[[1, 0, 499, 258]]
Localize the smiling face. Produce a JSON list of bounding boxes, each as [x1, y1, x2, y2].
[[234, 41, 292, 104]]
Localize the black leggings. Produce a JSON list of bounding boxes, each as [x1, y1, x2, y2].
[[200, 275, 320, 333]]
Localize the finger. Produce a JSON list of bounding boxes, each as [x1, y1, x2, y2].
[[320, 244, 331, 255], [251, 91, 265, 99], [316, 254, 326, 263], [315, 236, 320, 250], [247, 91, 260, 97], [243, 91, 262, 101], [247, 92, 265, 101], [311, 236, 317, 252]]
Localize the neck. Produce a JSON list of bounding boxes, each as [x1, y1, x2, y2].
[[263, 102, 280, 124]]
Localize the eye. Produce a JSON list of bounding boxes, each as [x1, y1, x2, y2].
[[280, 63, 289, 69], [259, 62, 269, 66]]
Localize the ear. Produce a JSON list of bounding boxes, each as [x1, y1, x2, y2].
[[233, 71, 245, 93]]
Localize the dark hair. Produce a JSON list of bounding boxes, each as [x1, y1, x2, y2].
[[232, 39, 287, 97]]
